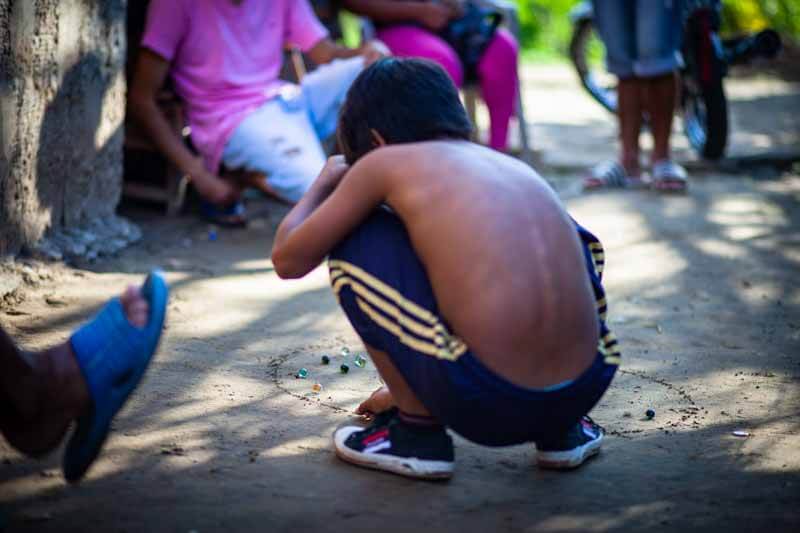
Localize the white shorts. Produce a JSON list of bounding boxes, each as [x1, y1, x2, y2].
[[222, 56, 364, 202]]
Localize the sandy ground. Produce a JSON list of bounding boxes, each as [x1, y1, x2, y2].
[[1, 65, 799, 532]]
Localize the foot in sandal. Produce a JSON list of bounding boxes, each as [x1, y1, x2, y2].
[[583, 161, 647, 191], [62, 271, 168, 482], [0, 272, 168, 483], [651, 160, 688, 193]]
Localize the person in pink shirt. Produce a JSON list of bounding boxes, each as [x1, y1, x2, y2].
[[130, 0, 386, 225], [341, 0, 519, 153]]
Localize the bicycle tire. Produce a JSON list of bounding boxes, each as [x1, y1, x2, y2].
[[682, 23, 729, 159], [569, 18, 617, 114], [702, 79, 727, 159]]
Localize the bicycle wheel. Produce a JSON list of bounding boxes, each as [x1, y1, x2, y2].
[[569, 16, 617, 114], [682, 77, 728, 159], [682, 7, 729, 159]]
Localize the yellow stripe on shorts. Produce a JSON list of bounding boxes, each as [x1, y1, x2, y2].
[[329, 261, 467, 361]]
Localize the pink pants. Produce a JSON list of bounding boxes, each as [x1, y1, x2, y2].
[[377, 26, 519, 151]]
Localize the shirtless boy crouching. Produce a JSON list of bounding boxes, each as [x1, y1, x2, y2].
[[271, 58, 620, 480]]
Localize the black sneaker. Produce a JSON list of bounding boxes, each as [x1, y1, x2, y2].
[[535, 416, 604, 469], [333, 408, 455, 480]]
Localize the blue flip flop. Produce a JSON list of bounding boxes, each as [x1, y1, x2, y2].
[[62, 270, 169, 483]]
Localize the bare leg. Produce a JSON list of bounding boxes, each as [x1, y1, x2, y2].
[[617, 77, 645, 177], [0, 328, 39, 420], [363, 344, 432, 418], [643, 72, 678, 164], [0, 286, 148, 456]]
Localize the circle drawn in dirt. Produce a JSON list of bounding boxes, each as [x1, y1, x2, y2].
[[273, 348, 381, 414], [595, 369, 702, 439], [275, 352, 702, 437]]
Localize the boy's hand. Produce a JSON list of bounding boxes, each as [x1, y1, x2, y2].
[[355, 386, 396, 418], [186, 156, 241, 206], [318, 155, 350, 190], [360, 40, 391, 67]]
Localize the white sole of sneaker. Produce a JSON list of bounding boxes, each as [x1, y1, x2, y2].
[[536, 433, 603, 470], [333, 426, 454, 480]]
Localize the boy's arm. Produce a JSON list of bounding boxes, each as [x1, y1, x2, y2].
[[286, 0, 388, 66], [271, 154, 390, 279], [128, 50, 240, 205], [306, 38, 389, 66], [342, 0, 457, 31]]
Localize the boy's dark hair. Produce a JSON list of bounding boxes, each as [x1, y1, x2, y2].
[[337, 58, 473, 164]]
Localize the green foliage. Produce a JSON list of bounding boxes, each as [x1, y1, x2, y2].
[[512, 0, 578, 58], [720, 0, 800, 40], [339, 11, 363, 48]]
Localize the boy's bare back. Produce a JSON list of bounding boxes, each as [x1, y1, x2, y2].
[[375, 141, 599, 389]]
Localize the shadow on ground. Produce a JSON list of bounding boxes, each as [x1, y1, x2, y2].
[[2, 171, 798, 532]]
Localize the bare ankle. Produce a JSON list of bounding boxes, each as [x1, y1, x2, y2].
[[651, 151, 671, 166], [398, 410, 442, 428], [41, 343, 91, 419], [620, 156, 641, 177]]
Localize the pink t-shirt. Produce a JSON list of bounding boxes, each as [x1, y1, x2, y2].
[[141, 0, 328, 172]]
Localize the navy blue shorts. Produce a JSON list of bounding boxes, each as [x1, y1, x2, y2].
[[329, 209, 619, 446]]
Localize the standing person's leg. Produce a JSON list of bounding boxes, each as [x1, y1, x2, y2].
[[643, 73, 678, 163], [635, 0, 687, 191], [376, 26, 465, 87], [585, 0, 645, 189], [475, 28, 519, 151], [618, 78, 645, 177]]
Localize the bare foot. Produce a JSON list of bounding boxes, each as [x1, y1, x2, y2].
[[355, 386, 396, 419], [191, 166, 242, 206], [121, 285, 149, 328], [1, 285, 148, 456]]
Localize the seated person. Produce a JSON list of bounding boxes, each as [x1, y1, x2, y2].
[[1, 272, 168, 482], [130, 0, 387, 225], [342, 0, 519, 152], [272, 58, 619, 479]]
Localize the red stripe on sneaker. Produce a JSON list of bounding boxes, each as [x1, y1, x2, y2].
[[363, 429, 389, 445]]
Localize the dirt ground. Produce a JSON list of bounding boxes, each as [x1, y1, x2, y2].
[[1, 65, 799, 532]]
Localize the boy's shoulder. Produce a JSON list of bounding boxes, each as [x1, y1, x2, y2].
[[358, 141, 475, 167], [352, 144, 426, 174]]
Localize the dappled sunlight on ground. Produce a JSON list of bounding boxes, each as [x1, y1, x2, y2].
[[2, 170, 798, 531]]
